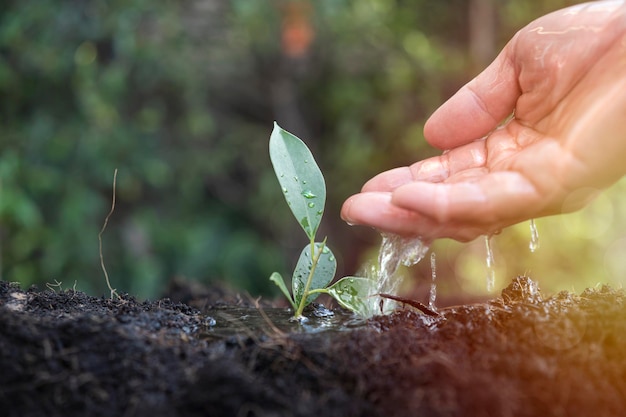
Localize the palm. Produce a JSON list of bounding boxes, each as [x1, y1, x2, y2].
[[342, 1, 626, 241]]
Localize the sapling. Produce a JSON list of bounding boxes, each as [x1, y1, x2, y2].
[[269, 123, 373, 319]]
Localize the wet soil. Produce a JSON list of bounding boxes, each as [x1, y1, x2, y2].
[[1, 276, 625, 417]]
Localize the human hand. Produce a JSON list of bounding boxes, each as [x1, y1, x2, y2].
[[341, 1, 626, 242]]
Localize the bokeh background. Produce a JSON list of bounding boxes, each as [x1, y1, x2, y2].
[[2, 0, 625, 303]]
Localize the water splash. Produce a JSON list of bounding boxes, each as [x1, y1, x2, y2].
[[529, 219, 540, 252], [352, 234, 430, 316], [369, 234, 430, 313], [484, 235, 495, 292], [429, 252, 437, 311], [376, 234, 429, 293]]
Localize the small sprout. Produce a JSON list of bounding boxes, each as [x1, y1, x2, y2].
[[269, 123, 371, 319]]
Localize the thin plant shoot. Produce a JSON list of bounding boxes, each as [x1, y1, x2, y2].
[[269, 123, 372, 319]]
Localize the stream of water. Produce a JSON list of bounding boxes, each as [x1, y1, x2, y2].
[[366, 218, 541, 310], [484, 235, 495, 292], [359, 234, 430, 315], [482, 220, 539, 292], [376, 234, 430, 293], [529, 219, 540, 252], [429, 252, 437, 311]]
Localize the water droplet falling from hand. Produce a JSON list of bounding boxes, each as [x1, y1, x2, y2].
[[429, 252, 437, 311], [484, 235, 495, 292], [529, 219, 540, 252]]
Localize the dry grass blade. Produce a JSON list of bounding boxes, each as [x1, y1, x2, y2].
[[99, 169, 119, 299]]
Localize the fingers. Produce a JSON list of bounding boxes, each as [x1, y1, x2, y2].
[[391, 171, 541, 226], [424, 44, 520, 150], [361, 167, 415, 193], [341, 192, 432, 236], [343, 171, 544, 241], [341, 191, 493, 242], [362, 139, 488, 193]]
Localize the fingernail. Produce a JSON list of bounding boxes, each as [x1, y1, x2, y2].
[[340, 198, 355, 224]]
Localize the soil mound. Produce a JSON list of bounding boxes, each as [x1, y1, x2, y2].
[[1, 277, 624, 417]]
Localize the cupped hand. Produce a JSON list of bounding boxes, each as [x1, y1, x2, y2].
[[342, 1, 626, 242]]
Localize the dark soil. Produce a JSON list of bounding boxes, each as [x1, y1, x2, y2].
[[1, 276, 625, 417]]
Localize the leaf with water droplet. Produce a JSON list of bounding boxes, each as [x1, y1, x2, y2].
[[301, 217, 310, 232], [269, 272, 295, 310], [269, 122, 326, 240], [292, 242, 337, 307], [327, 276, 374, 316]]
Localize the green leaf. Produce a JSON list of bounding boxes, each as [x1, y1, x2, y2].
[[269, 122, 326, 240], [327, 276, 375, 316], [292, 242, 337, 307], [269, 272, 295, 310]]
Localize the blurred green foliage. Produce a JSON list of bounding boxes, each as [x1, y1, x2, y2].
[[3, 0, 615, 301]]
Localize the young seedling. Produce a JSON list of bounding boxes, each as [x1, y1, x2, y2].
[[269, 123, 373, 319]]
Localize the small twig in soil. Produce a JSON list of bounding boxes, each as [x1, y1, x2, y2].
[[379, 293, 440, 317], [99, 169, 119, 300], [254, 298, 287, 339]]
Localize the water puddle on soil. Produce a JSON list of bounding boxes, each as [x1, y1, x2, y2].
[[200, 305, 368, 341]]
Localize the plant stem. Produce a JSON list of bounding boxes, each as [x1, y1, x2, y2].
[[294, 237, 327, 318], [306, 288, 329, 295]]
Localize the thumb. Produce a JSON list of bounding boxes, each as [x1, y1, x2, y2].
[[424, 44, 520, 150]]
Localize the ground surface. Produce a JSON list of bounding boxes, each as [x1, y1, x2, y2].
[[0, 276, 625, 417]]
